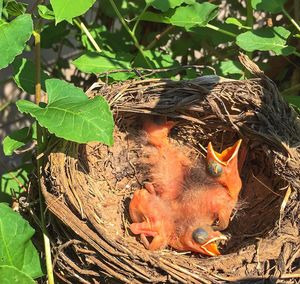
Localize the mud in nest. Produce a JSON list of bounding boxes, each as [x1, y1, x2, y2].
[[41, 56, 300, 283]]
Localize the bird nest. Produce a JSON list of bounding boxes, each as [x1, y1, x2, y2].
[[41, 56, 300, 283]]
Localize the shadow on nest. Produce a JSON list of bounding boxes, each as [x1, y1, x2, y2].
[[40, 55, 300, 283]]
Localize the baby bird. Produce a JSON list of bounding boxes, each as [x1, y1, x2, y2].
[[129, 187, 227, 255], [142, 119, 191, 200], [129, 119, 242, 256]]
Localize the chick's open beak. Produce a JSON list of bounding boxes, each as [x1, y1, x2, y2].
[[207, 139, 242, 166], [200, 235, 228, 256]]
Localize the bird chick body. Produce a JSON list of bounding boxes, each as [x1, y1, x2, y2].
[[129, 119, 242, 256], [142, 120, 191, 200]]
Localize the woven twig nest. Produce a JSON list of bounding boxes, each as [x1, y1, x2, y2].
[[41, 55, 300, 283]]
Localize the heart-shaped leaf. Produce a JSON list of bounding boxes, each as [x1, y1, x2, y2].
[[16, 79, 114, 145], [50, 0, 95, 23], [236, 26, 295, 55], [0, 14, 33, 69], [0, 203, 43, 279]]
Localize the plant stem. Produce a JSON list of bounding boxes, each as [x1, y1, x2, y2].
[[282, 7, 300, 33], [132, 3, 149, 34], [73, 18, 101, 52], [33, 20, 55, 284], [281, 83, 300, 96], [293, 50, 300, 57], [33, 31, 41, 104], [108, 0, 153, 68], [0, 101, 10, 112], [245, 0, 253, 60], [146, 26, 174, 50], [206, 23, 237, 38]]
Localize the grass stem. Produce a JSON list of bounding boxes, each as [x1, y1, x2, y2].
[[283, 7, 300, 33], [73, 18, 101, 52]]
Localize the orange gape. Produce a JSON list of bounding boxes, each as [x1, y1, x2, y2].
[[129, 120, 242, 256]]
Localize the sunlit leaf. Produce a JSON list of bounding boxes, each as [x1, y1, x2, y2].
[[38, 4, 55, 20], [0, 14, 33, 69], [236, 26, 295, 55], [2, 127, 32, 156], [215, 60, 244, 79], [50, 0, 95, 23], [16, 79, 114, 145], [225, 17, 250, 29], [0, 165, 32, 203], [73, 51, 132, 73], [168, 2, 218, 28], [0, 203, 43, 279], [134, 50, 179, 69], [0, 266, 35, 284]]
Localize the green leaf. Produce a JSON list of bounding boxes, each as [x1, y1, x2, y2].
[[50, 0, 96, 23], [41, 22, 69, 48], [168, 2, 218, 28], [215, 60, 244, 79], [12, 58, 50, 94], [2, 127, 32, 156], [38, 4, 55, 20], [236, 26, 295, 56], [251, 0, 286, 13], [81, 25, 107, 52], [100, 0, 144, 17], [0, 165, 31, 203], [140, 11, 171, 24], [0, 203, 43, 279], [145, 0, 195, 12], [0, 266, 35, 284], [3, 0, 27, 18], [225, 17, 250, 29], [285, 95, 300, 109], [16, 79, 114, 145], [190, 22, 238, 45], [134, 50, 179, 69], [73, 51, 132, 73], [0, 14, 33, 69]]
